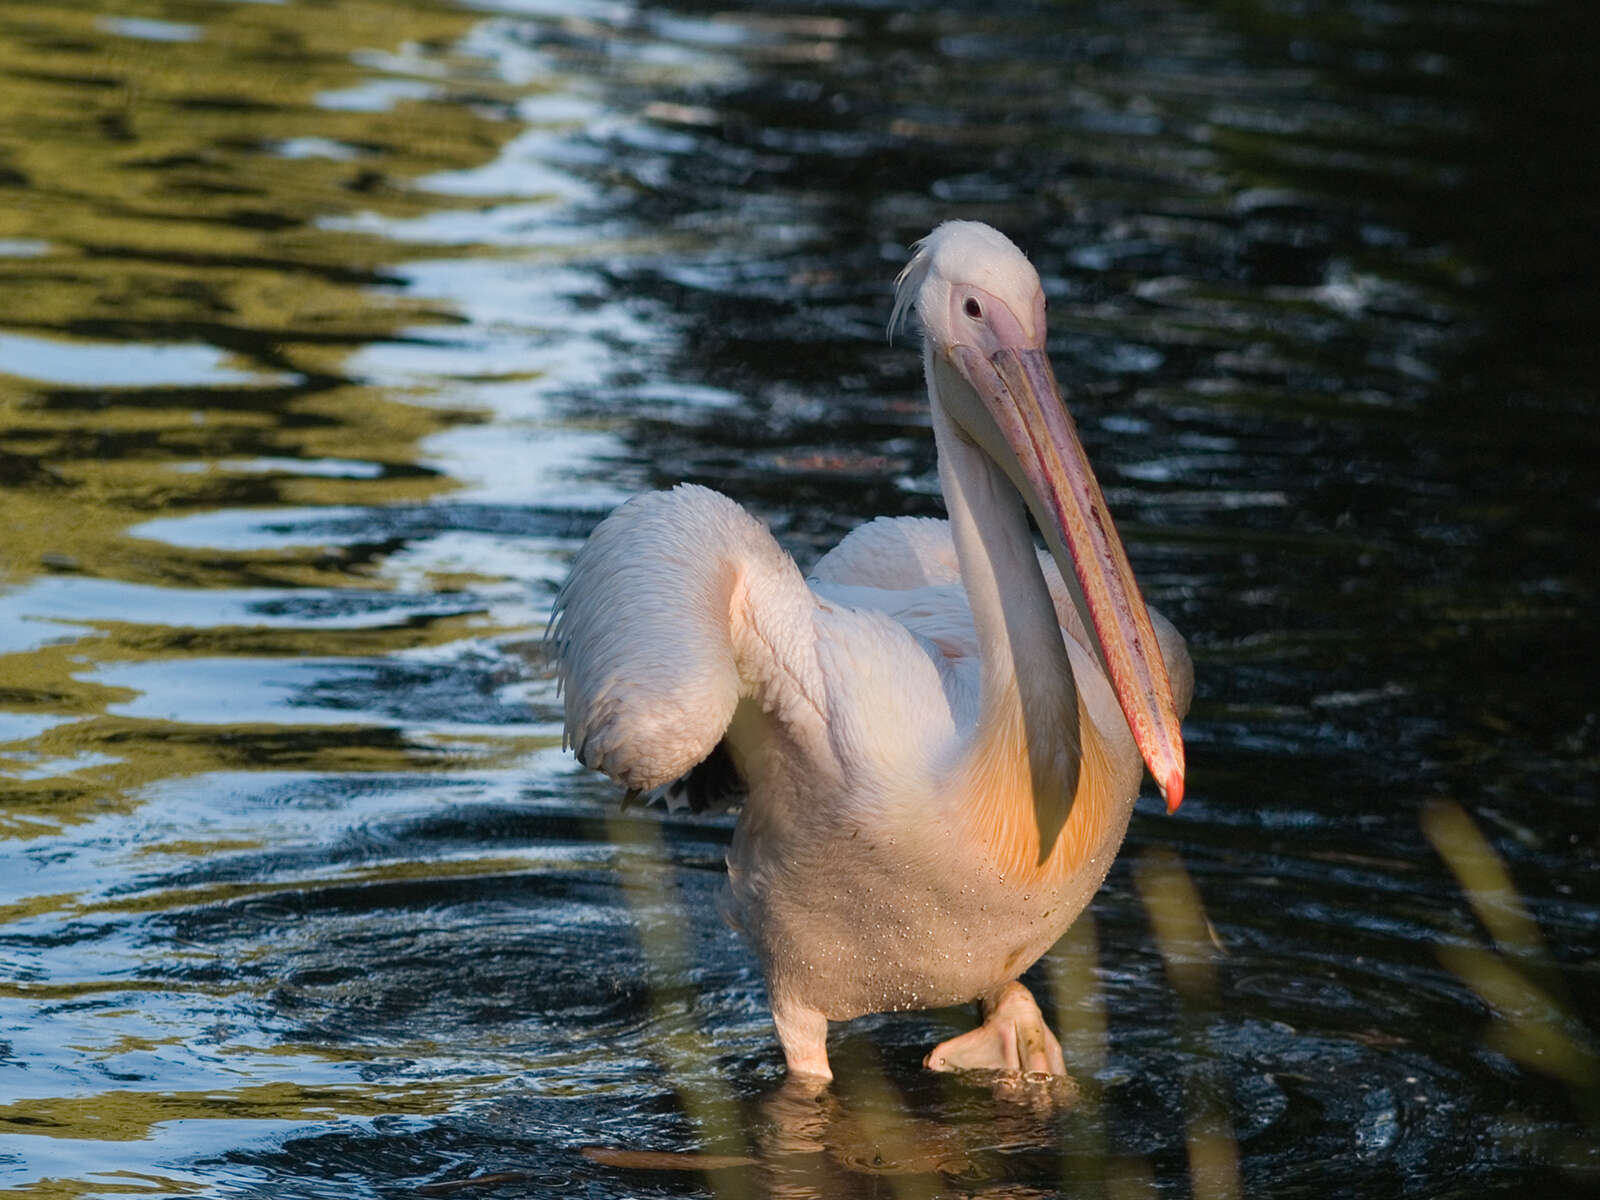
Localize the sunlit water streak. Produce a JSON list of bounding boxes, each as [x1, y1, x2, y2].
[[0, 0, 1595, 1197]]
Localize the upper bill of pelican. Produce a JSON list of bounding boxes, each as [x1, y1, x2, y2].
[[950, 340, 1187, 812]]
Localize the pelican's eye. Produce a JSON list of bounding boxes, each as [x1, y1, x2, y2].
[[964, 298, 982, 319]]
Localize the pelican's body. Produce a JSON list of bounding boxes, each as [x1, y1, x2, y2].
[[552, 222, 1191, 1079]]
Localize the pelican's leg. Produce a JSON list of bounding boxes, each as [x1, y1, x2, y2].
[[924, 981, 1067, 1075], [771, 1000, 832, 1081]]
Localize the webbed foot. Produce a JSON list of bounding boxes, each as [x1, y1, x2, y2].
[[924, 981, 1066, 1075]]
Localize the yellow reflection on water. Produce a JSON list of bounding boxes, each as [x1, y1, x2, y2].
[[0, 0, 542, 844], [0, 7, 569, 1185], [4, 1172, 206, 1200], [0, 1076, 504, 1143]]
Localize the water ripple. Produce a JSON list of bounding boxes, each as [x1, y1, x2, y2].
[[0, 0, 1594, 1196]]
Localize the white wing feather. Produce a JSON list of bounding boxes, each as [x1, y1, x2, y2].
[[550, 487, 957, 805], [811, 515, 1193, 723], [810, 515, 961, 589], [551, 499, 1188, 811], [550, 485, 818, 790]]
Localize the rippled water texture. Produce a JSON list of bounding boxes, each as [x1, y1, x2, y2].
[[1, 0, 1596, 1196]]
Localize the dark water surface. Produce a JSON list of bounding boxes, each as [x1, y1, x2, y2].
[[1, 0, 1596, 1196]]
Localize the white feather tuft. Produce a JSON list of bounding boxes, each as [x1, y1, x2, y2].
[[888, 235, 934, 343]]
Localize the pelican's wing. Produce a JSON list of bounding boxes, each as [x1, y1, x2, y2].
[[550, 485, 826, 794], [809, 515, 962, 590], [810, 579, 982, 734], [814, 514, 1192, 721], [550, 486, 955, 810]]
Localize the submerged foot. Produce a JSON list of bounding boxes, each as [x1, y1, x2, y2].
[[924, 981, 1067, 1075]]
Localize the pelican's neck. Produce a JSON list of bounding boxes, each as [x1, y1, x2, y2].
[[929, 361, 1085, 853]]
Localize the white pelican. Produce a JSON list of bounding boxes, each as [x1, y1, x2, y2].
[[551, 221, 1191, 1081]]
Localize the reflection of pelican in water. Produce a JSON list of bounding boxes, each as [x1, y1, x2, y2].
[[553, 221, 1192, 1080], [581, 1071, 1079, 1199]]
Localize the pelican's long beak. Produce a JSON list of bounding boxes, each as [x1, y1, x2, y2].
[[952, 344, 1186, 812]]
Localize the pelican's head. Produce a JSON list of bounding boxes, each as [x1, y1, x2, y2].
[[891, 222, 1055, 466], [890, 221, 1047, 359], [894, 221, 1187, 812]]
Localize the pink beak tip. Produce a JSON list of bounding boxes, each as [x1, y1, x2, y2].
[[1162, 772, 1185, 814]]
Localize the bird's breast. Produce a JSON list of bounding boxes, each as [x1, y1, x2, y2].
[[718, 665, 1142, 1023], [724, 783, 1131, 1021]]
